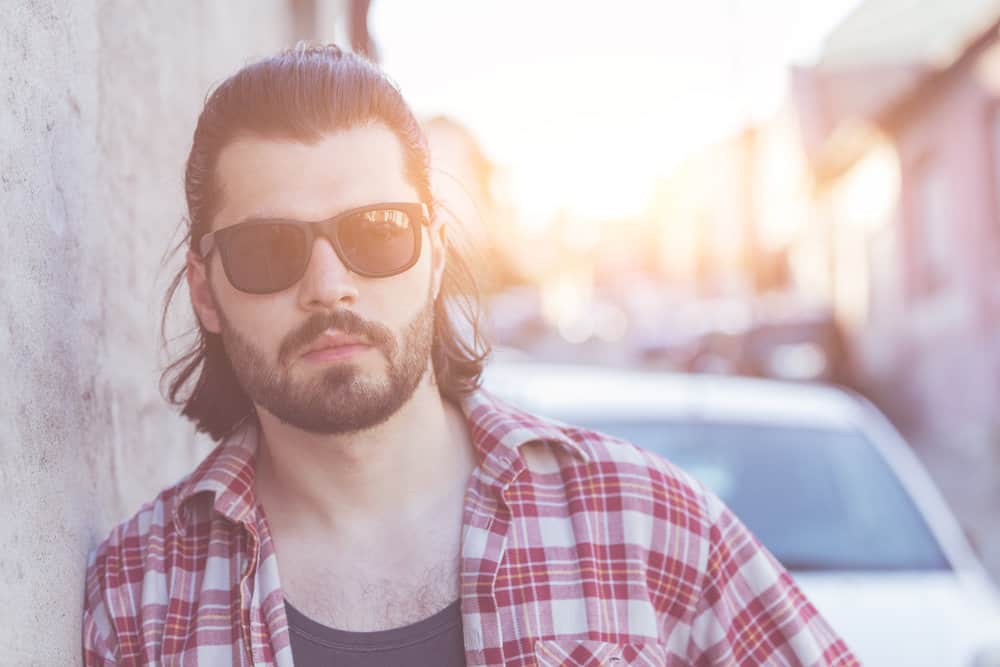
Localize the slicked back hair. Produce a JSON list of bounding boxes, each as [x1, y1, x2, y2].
[[161, 44, 490, 441]]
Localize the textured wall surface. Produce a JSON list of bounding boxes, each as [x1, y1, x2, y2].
[[0, 3, 305, 663]]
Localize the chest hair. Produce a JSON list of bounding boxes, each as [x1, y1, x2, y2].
[[282, 552, 461, 632]]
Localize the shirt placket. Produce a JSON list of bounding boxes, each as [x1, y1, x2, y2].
[[462, 453, 530, 666], [461, 477, 508, 664]]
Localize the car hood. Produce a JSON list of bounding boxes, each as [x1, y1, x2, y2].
[[794, 571, 1000, 666]]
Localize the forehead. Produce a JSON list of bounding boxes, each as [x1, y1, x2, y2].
[[212, 123, 417, 228]]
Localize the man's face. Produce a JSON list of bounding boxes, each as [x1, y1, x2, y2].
[[187, 124, 445, 435]]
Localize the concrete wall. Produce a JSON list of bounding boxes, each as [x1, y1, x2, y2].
[[0, 3, 313, 663]]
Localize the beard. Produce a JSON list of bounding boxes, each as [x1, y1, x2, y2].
[[217, 294, 435, 435]]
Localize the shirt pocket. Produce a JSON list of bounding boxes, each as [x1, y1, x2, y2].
[[533, 638, 667, 666]]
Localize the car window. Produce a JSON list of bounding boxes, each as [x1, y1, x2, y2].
[[581, 421, 951, 572]]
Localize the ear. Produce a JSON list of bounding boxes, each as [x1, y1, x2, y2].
[[428, 215, 448, 301], [186, 250, 223, 334]]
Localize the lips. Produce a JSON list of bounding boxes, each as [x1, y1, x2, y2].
[[301, 331, 371, 360]]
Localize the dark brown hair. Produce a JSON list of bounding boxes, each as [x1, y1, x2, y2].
[[161, 44, 490, 441]]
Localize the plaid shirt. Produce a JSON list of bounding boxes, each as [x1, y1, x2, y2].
[[84, 391, 858, 666]]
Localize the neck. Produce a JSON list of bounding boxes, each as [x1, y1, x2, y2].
[[253, 374, 476, 534]]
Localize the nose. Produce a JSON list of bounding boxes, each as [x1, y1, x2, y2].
[[296, 237, 359, 311]]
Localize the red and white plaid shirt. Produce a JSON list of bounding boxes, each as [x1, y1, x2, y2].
[[84, 391, 858, 666]]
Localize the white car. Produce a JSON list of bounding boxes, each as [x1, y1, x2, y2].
[[483, 361, 1000, 666]]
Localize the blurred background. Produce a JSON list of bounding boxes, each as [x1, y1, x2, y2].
[[3, 0, 1000, 663], [368, 0, 1000, 584]]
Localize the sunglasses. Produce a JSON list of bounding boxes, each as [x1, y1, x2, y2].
[[198, 202, 431, 294]]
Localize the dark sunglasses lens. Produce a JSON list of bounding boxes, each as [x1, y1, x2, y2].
[[336, 208, 418, 276], [221, 223, 309, 293]]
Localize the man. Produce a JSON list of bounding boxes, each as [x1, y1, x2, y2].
[[83, 44, 858, 666]]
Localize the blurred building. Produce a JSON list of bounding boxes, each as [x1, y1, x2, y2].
[[648, 105, 813, 298], [791, 0, 1000, 435], [636, 107, 848, 384]]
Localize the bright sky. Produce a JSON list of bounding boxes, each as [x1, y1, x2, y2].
[[371, 0, 864, 226]]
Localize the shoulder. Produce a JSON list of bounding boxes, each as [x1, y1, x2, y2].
[[83, 431, 259, 661], [497, 397, 718, 531], [82, 474, 196, 660], [85, 474, 195, 596], [85, 431, 254, 590], [84, 457, 223, 626]]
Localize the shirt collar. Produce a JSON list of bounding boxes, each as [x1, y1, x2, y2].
[[172, 389, 589, 529], [173, 420, 260, 532], [460, 389, 590, 488]]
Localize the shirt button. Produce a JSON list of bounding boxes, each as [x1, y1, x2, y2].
[[498, 456, 511, 467]]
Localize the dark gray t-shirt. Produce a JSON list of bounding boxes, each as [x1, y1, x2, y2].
[[284, 598, 466, 666]]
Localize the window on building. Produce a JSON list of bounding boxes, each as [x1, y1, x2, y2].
[[912, 162, 950, 296], [868, 222, 900, 322]]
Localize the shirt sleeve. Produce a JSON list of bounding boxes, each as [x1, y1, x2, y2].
[[685, 494, 860, 666], [82, 548, 120, 666]]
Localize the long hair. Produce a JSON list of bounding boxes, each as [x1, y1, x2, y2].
[[161, 44, 491, 441]]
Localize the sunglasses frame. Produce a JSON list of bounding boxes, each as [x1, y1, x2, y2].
[[198, 201, 432, 294]]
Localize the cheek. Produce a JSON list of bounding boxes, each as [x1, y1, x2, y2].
[[213, 281, 296, 350], [365, 258, 434, 322]]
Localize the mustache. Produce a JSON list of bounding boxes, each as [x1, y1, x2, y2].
[[278, 310, 396, 364]]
